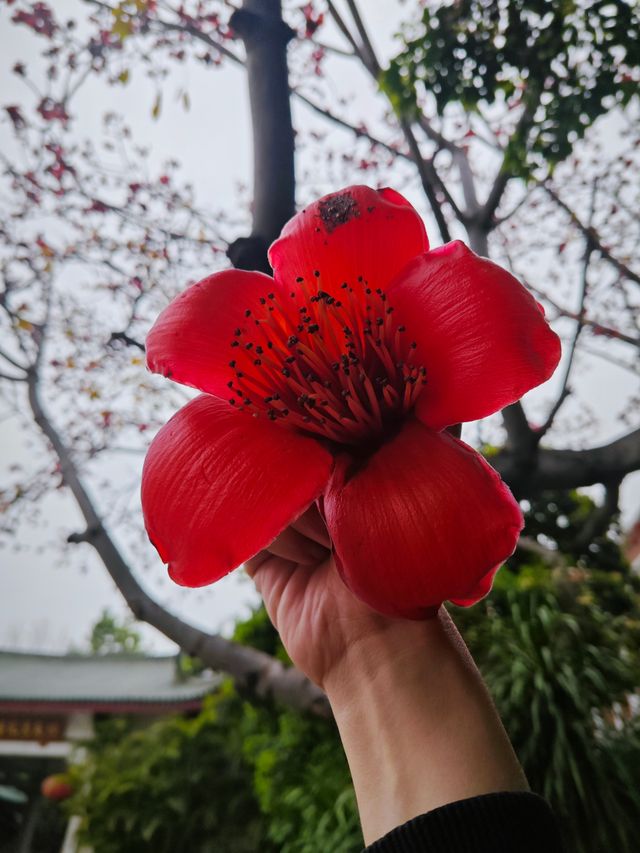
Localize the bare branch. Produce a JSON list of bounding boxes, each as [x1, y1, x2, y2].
[[544, 184, 640, 288], [344, 0, 379, 74], [27, 367, 330, 717], [573, 479, 621, 551], [481, 102, 536, 226], [109, 331, 146, 351], [294, 91, 410, 160], [537, 239, 594, 438], [494, 426, 640, 496], [399, 118, 453, 243], [0, 347, 29, 373], [326, 1, 363, 61], [0, 370, 27, 383]]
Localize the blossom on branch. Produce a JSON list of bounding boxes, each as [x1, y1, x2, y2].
[[142, 186, 560, 618]]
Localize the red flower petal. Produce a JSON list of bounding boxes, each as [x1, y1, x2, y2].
[[146, 269, 276, 398], [141, 395, 333, 586], [387, 242, 561, 430], [323, 419, 522, 618], [268, 185, 429, 297]]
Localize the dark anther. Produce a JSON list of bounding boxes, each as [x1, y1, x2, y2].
[[259, 297, 266, 305], [398, 325, 406, 332], [255, 346, 263, 355], [332, 362, 340, 371], [296, 276, 304, 282], [410, 341, 417, 349], [357, 276, 363, 282], [244, 309, 251, 317], [285, 356, 296, 364], [365, 288, 372, 294], [386, 307, 394, 314], [231, 340, 240, 348], [229, 398, 236, 405], [290, 292, 295, 298], [282, 368, 291, 377], [237, 371, 244, 378], [308, 324, 319, 333], [287, 335, 299, 346], [227, 380, 234, 388], [245, 342, 253, 350], [267, 341, 273, 349], [376, 318, 384, 326], [229, 360, 236, 367], [341, 282, 348, 289], [313, 270, 320, 277], [335, 300, 342, 307], [254, 359, 262, 366], [268, 293, 274, 299], [234, 328, 242, 336]]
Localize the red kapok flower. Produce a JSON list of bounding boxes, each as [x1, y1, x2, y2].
[[142, 186, 561, 618]]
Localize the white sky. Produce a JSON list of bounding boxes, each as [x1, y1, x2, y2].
[[1, 1, 638, 655]]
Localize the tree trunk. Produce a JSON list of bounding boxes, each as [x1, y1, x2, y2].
[[227, 0, 296, 272]]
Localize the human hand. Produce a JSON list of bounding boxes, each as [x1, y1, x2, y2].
[[247, 504, 528, 846], [245, 502, 426, 690]]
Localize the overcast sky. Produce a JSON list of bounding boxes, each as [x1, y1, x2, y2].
[[1, 1, 638, 656]]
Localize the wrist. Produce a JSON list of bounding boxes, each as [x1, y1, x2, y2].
[[324, 608, 528, 846]]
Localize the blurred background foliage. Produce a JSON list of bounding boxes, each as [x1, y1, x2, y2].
[[66, 493, 640, 853], [381, 0, 640, 176]]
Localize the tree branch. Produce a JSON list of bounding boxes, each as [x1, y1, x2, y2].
[[494, 427, 640, 496], [26, 368, 330, 717], [480, 98, 537, 227], [573, 479, 621, 551], [109, 331, 145, 351], [399, 118, 453, 243], [544, 184, 640, 288], [537, 240, 593, 438]]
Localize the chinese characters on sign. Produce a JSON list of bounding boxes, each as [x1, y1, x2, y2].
[[0, 716, 65, 743]]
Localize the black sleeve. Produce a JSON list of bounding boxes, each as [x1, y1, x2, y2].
[[363, 791, 564, 853]]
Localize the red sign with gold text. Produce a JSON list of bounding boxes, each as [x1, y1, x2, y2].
[[0, 716, 65, 743]]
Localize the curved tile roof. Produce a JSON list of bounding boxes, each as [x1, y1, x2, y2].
[[0, 651, 219, 709]]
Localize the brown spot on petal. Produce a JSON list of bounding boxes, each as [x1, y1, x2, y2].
[[318, 192, 360, 233]]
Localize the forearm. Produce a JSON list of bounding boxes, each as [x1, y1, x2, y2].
[[324, 607, 528, 846]]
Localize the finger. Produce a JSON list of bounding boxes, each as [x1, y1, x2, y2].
[[267, 525, 329, 565], [244, 550, 271, 579], [290, 503, 331, 548]]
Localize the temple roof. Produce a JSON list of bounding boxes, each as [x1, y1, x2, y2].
[[0, 650, 220, 713]]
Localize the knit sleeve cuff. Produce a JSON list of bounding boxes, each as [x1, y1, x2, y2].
[[363, 791, 564, 853]]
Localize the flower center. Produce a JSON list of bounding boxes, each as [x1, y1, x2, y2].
[[226, 272, 426, 446]]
